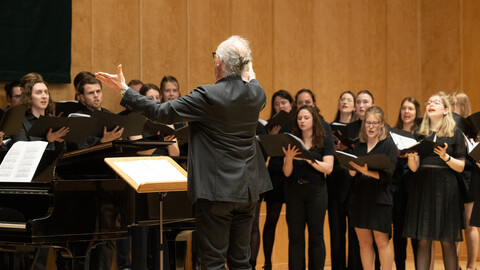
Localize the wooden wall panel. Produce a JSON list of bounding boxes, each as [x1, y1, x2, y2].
[[273, 0, 313, 93], [385, 0, 420, 124], [420, 0, 461, 101], [312, 0, 352, 122], [187, 0, 230, 91], [141, 0, 188, 94], [91, 0, 141, 113], [350, 0, 388, 114], [461, 0, 480, 114], [231, 0, 274, 120]]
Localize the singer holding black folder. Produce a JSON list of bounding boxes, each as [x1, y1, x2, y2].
[[403, 92, 466, 270], [327, 90, 358, 270], [9, 80, 69, 148], [347, 106, 397, 270], [391, 97, 421, 270], [96, 35, 271, 270], [261, 89, 293, 270], [282, 105, 334, 270]]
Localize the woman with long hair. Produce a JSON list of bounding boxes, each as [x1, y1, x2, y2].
[[328, 90, 356, 270], [348, 106, 397, 270], [449, 91, 478, 270], [260, 89, 294, 270], [282, 105, 334, 269], [403, 92, 466, 270], [392, 97, 421, 270]]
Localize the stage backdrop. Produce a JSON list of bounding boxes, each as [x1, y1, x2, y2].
[[0, 1, 71, 83]]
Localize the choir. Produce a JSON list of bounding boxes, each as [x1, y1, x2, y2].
[[1, 69, 480, 270]]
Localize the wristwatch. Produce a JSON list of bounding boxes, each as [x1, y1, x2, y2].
[[121, 87, 128, 97]]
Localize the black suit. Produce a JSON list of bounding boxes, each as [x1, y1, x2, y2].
[[121, 75, 272, 269]]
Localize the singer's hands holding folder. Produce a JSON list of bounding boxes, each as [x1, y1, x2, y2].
[[100, 126, 124, 143], [348, 161, 380, 179], [46, 126, 70, 143], [433, 143, 448, 160]]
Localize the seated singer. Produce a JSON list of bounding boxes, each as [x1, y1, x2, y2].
[[96, 35, 272, 270]]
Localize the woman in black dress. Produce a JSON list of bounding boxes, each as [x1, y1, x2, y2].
[[403, 92, 466, 270], [450, 91, 478, 270], [348, 106, 397, 270], [392, 97, 421, 270], [282, 105, 334, 270], [261, 89, 293, 270], [327, 90, 356, 270]]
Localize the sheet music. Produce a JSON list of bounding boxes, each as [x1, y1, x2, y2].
[[463, 132, 479, 154], [0, 141, 48, 182], [113, 159, 187, 185], [389, 131, 418, 150]]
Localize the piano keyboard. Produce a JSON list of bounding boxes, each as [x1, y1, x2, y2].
[[0, 221, 27, 231]]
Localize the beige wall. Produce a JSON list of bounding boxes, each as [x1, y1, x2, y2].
[[2, 2, 480, 267], [0, 0, 479, 123]]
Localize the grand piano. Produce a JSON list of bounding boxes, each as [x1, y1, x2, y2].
[[0, 141, 194, 269]]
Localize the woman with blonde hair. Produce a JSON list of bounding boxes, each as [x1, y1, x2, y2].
[[347, 106, 397, 270], [449, 91, 478, 270], [403, 92, 466, 270]]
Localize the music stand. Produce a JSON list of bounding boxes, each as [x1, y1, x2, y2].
[[105, 156, 187, 270]]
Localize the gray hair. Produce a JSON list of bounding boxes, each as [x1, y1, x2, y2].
[[215, 35, 252, 77]]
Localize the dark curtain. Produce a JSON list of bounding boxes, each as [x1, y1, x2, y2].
[[0, 0, 72, 83]]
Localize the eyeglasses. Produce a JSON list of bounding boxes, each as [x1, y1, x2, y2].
[[425, 100, 443, 106], [365, 121, 381, 127]]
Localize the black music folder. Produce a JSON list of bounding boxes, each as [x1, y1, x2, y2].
[[144, 120, 189, 145], [453, 111, 480, 138], [54, 101, 85, 117], [389, 128, 417, 150], [257, 133, 314, 161], [334, 150, 394, 171], [330, 120, 361, 148], [27, 115, 95, 144], [0, 104, 28, 136], [400, 140, 444, 158], [259, 110, 291, 130], [92, 110, 147, 138]]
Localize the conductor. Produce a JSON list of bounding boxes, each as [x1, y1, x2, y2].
[[96, 35, 271, 270]]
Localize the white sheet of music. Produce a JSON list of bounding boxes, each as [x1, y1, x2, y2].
[[389, 131, 418, 150], [113, 159, 187, 184], [0, 141, 48, 182]]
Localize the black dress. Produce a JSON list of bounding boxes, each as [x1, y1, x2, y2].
[[349, 137, 398, 234], [469, 164, 480, 226], [403, 128, 466, 241]]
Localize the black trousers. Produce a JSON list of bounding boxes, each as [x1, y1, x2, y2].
[[327, 184, 349, 270], [285, 181, 328, 270], [195, 199, 257, 270], [393, 190, 418, 270]]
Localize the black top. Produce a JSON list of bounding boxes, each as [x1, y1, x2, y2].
[[286, 121, 335, 183], [415, 127, 466, 166], [10, 112, 56, 150], [351, 137, 398, 205]]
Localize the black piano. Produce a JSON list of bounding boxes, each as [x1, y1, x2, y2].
[[0, 141, 194, 269]]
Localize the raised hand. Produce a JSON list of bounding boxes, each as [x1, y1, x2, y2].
[[95, 64, 128, 91], [46, 126, 70, 143]]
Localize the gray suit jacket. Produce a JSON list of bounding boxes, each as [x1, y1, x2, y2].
[[121, 75, 272, 203]]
